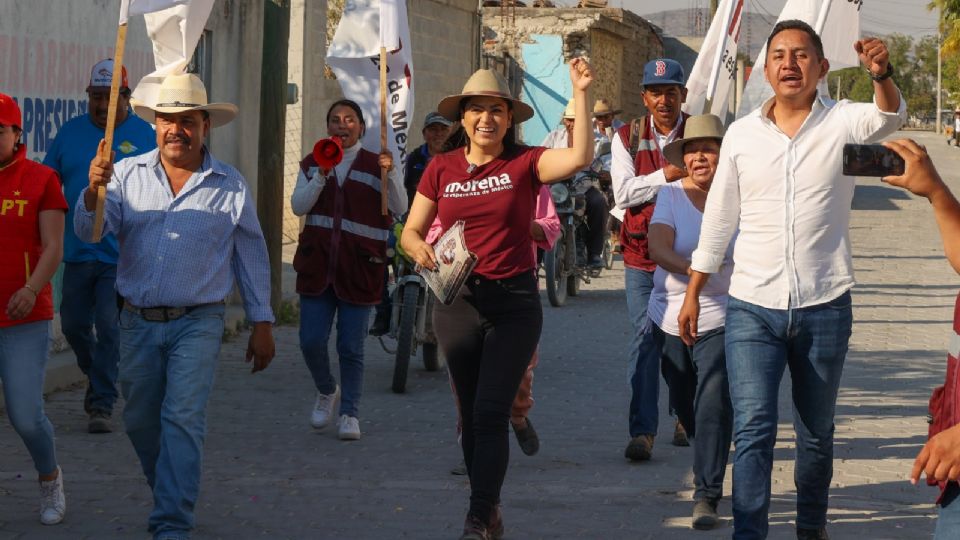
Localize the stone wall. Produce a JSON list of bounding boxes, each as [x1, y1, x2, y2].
[[481, 7, 663, 124]]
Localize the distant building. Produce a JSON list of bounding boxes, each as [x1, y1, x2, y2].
[[481, 6, 663, 145]]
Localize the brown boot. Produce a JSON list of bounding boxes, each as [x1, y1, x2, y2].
[[624, 434, 654, 461], [460, 515, 491, 540], [672, 419, 690, 447]]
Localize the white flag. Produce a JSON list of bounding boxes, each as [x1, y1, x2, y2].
[[129, 0, 216, 107], [683, 0, 745, 118], [327, 0, 415, 164], [119, 0, 189, 25], [736, 0, 861, 119]]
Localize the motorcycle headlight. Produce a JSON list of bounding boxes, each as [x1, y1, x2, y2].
[[550, 183, 570, 204]]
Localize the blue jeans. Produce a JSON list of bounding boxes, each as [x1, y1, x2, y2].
[[118, 304, 225, 540], [0, 321, 58, 475], [626, 267, 658, 437], [60, 260, 120, 413], [299, 289, 372, 418], [937, 483, 960, 539], [725, 292, 852, 539], [658, 325, 732, 502]]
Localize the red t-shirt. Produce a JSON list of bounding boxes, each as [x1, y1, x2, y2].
[[0, 145, 68, 328], [418, 145, 546, 279]]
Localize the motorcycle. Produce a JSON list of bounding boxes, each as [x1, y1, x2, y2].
[[379, 223, 442, 393], [542, 151, 614, 307]]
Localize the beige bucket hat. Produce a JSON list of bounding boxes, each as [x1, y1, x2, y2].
[[561, 99, 575, 119], [662, 114, 725, 169], [131, 73, 238, 128], [437, 69, 534, 123], [592, 98, 622, 117]]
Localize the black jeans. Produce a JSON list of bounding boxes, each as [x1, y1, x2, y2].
[[434, 271, 543, 522], [584, 186, 607, 258], [657, 324, 733, 502]]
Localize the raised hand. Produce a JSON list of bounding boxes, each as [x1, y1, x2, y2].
[[854, 38, 890, 77], [569, 58, 594, 92]]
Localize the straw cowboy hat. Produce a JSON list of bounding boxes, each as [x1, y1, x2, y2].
[[131, 73, 238, 128], [562, 99, 575, 120], [592, 98, 621, 117], [437, 69, 534, 123], [662, 114, 725, 169]]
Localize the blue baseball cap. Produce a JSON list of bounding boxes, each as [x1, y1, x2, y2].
[[642, 59, 685, 87]]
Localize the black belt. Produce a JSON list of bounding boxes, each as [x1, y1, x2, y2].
[[122, 300, 222, 322]]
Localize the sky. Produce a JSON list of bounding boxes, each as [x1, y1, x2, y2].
[[587, 0, 940, 38]]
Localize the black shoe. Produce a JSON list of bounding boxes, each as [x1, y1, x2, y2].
[[692, 499, 719, 530], [511, 418, 540, 456], [587, 255, 604, 269], [797, 527, 829, 540], [88, 410, 112, 434], [368, 312, 390, 336], [450, 460, 467, 475]]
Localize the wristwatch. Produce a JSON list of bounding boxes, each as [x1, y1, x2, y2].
[[870, 63, 894, 82]]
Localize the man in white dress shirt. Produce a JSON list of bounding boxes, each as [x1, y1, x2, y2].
[[678, 20, 906, 540]]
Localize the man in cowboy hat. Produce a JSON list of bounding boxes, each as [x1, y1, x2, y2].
[[44, 59, 156, 434], [611, 57, 691, 462], [542, 99, 608, 269], [592, 97, 624, 145], [76, 72, 275, 540]]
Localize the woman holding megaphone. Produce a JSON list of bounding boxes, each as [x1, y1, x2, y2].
[[401, 59, 594, 539], [290, 99, 407, 441]]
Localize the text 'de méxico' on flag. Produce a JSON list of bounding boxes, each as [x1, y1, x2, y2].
[[326, 0, 415, 165]]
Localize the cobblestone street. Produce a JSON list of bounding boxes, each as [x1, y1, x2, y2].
[[1, 131, 958, 539]]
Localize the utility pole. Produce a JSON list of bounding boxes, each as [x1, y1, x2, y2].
[[937, 4, 943, 135], [257, 0, 291, 317]]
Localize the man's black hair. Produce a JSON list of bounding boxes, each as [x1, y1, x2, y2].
[[766, 19, 825, 60]]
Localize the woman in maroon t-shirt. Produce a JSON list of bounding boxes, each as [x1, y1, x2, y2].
[[401, 59, 595, 539]]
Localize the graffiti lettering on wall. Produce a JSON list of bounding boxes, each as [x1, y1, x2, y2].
[[1, 33, 153, 161]]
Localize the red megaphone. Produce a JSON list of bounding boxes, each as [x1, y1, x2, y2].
[[312, 137, 344, 172]]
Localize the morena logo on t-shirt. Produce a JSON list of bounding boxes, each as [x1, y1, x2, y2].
[[443, 173, 514, 198]]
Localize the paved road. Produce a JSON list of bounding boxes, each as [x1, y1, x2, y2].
[[1, 131, 958, 539]]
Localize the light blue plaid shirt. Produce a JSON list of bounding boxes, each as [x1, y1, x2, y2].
[[74, 148, 274, 322]]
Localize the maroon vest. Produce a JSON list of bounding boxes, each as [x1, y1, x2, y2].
[[928, 292, 960, 501], [292, 148, 392, 305], [616, 114, 688, 271]]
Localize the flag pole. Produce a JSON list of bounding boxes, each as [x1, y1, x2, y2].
[[379, 46, 389, 216], [702, 0, 739, 115], [92, 22, 129, 242]]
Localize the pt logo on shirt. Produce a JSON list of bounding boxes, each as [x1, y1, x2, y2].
[[1, 192, 27, 216], [443, 173, 514, 198]]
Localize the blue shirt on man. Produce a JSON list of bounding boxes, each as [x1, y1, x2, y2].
[[43, 112, 156, 264], [73, 148, 275, 323]]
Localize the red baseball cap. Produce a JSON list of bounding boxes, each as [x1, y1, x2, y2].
[[0, 93, 22, 130]]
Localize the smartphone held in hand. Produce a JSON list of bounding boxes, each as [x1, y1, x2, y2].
[[842, 143, 905, 177]]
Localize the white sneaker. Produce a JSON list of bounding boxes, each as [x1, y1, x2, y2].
[[310, 386, 340, 429], [337, 414, 361, 440], [39, 467, 65, 525]]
